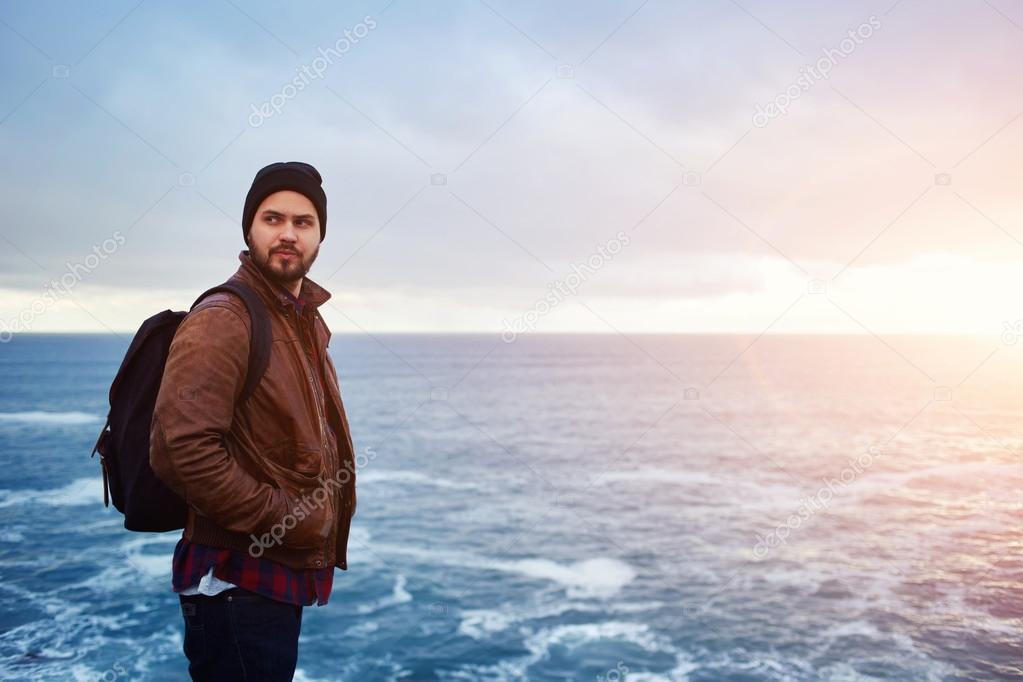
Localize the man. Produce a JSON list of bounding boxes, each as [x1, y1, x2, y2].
[[150, 161, 357, 681]]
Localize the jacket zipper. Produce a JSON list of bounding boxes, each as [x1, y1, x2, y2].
[[290, 309, 338, 565]]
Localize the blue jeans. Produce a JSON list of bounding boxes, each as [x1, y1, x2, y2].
[[178, 587, 304, 681]]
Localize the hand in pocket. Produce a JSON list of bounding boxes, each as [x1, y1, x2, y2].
[[279, 485, 332, 549], [263, 458, 333, 550]]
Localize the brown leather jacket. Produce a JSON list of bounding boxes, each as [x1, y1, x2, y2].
[[149, 249, 357, 571]]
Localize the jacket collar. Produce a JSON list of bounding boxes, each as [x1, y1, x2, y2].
[[233, 249, 332, 315]]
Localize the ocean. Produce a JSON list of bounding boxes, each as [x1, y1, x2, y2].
[[0, 332, 1020, 680]]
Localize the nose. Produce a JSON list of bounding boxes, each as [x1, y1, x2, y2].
[[279, 221, 299, 242]]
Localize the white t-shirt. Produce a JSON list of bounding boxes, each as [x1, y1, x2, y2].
[[179, 566, 237, 596]]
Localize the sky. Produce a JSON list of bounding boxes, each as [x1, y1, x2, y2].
[[1, 0, 1022, 335]]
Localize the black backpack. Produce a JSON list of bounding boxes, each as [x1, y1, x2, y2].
[[90, 280, 272, 532]]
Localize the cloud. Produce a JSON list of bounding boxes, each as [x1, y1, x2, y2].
[[1, 0, 1021, 332]]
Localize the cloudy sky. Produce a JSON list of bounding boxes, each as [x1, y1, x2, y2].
[[1, 0, 1022, 335]]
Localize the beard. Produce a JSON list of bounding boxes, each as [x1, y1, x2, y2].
[[249, 241, 319, 288]]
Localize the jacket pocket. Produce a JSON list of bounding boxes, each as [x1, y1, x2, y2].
[[262, 453, 333, 550], [262, 436, 322, 477]]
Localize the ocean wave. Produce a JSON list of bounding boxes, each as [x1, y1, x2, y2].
[[369, 543, 637, 599], [0, 410, 102, 425], [0, 477, 103, 508], [592, 467, 802, 502], [0, 528, 25, 542], [524, 620, 682, 657], [123, 537, 176, 580], [458, 598, 665, 640], [502, 557, 636, 599], [358, 469, 478, 490], [597, 468, 730, 487], [452, 620, 697, 681], [356, 574, 413, 614], [854, 460, 1023, 491]]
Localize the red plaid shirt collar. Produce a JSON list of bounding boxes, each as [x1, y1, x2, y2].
[[277, 281, 306, 315]]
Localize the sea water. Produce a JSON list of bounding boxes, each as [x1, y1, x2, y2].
[[0, 333, 1020, 680]]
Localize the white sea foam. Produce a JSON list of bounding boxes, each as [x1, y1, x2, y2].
[[458, 598, 665, 640], [595, 466, 800, 492], [598, 468, 731, 487], [344, 620, 380, 638], [59, 625, 181, 681], [592, 467, 802, 513], [524, 620, 670, 655], [356, 574, 413, 614], [823, 620, 882, 640], [502, 557, 637, 599], [293, 669, 334, 682], [812, 618, 958, 680], [125, 548, 173, 579], [291, 655, 408, 682], [0, 528, 25, 542], [359, 469, 478, 490], [0, 410, 101, 425], [458, 608, 517, 639], [625, 657, 702, 682], [58, 535, 178, 596], [71, 663, 112, 682], [0, 477, 104, 508], [453, 620, 697, 681], [368, 542, 637, 599], [0, 583, 133, 678]]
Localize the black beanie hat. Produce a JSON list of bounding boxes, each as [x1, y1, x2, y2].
[[242, 161, 327, 243]]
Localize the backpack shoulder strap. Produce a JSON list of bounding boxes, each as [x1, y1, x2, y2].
[[190, 280, 272, 404]]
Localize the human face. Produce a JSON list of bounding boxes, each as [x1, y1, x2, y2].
[[246, 190, 320, 297]]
